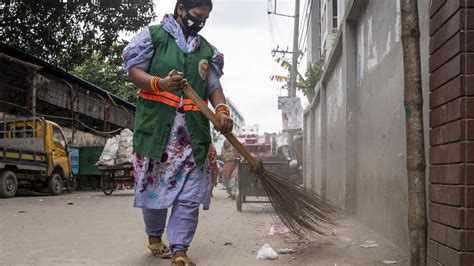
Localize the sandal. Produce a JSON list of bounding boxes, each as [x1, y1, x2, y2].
[[147, 242, 172, 258], [171, 255, 196, 266]]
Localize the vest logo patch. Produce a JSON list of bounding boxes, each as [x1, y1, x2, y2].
[[198, 59, 209, 80]]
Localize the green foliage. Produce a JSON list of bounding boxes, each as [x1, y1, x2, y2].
[[0, 0, 155, 70], [71, 48, 137, 103], [297, 54, 326, 101]]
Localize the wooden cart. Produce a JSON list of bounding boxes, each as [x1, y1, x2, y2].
[[98, 163, 134, 195]]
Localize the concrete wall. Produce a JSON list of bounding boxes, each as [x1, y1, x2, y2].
[[303, 0, 430, 249]]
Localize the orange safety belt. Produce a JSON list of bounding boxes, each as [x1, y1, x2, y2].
[[138, 90, 207, 111]]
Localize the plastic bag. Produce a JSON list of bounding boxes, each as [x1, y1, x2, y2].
[[96, 135, 120, 166], [116, 128, 133, 165], [256, 243, 278, 260]]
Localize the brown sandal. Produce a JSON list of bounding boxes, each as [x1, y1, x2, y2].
[[171, 255, 196, 266], [148, 242, 172, 258]]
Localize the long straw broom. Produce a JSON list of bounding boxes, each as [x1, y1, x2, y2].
[[171, 71, 338, 235]]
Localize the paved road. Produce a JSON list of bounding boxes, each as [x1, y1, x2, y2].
[[0, 189, 408, 265]]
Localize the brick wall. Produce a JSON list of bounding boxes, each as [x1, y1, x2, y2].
[[428, 1, 474, 265]]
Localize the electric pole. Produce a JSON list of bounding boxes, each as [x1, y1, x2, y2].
[[289, 0, 300, 98], [288, 0, 300, 158]]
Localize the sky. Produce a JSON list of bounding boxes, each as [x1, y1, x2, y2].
[[141, 0, 309, 134]]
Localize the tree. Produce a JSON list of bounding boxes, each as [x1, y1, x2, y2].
[[399, 0, 426, 265], [0, 0, 155, 70], [71, 46, 137, 103]]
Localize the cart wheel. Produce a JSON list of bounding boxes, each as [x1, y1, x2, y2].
[[101, 172, 115, 195], [236, 192, 242, 212], [0, 171, 18, 198]]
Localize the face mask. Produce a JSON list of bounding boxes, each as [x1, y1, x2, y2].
[[182, 12, 206, 36]]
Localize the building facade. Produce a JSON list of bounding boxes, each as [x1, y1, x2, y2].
[[303, 1, 474, 263]]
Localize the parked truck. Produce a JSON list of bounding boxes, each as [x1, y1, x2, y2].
[[0, 117, 71, 198]]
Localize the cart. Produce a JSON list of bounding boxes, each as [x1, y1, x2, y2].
[[236, 158, 289, 212], [98, 163, 134, 195]]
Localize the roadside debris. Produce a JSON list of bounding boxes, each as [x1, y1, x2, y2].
[[276, 248, 295, 254], [223, 242, 233, 246], [18, 211, 27, 213], [382, 260, 397, 264], [338, 237, 352, 243], [266, 219, 289, 235], [67, 202, 74, 205], [257, 243, 278, 260], [360, 240, 378, 248]]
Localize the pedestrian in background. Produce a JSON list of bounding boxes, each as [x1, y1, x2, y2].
[[122, 0, 233, 265], [221, 140, 237, 199]]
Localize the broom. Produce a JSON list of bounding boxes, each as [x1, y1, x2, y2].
[[171, 70, 338, 235]]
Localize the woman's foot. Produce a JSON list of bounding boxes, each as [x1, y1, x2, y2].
[[147, 236, 172, 258], [171, 251, 196, 266]]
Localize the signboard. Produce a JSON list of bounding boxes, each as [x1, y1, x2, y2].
[[278, 96, 303, 132]]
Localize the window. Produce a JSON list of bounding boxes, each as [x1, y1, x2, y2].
[[52, 126, 66, 149]]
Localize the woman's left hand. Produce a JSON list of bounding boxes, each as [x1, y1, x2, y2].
[[217, 113, 233, 134]]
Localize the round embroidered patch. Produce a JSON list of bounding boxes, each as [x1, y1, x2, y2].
[[198, 59, 209, 80]]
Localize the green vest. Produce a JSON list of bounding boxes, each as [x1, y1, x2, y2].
[[133, 25, 214, 166]]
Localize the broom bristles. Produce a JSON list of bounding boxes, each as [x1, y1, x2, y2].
[[249, 161, 338, 236]]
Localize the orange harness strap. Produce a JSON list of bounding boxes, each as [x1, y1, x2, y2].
[[138, 90, 207, 111]]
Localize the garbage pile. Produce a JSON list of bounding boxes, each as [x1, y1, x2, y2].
[[96, 128, 133, 166]]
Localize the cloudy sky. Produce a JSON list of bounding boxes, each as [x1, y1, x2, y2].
[[143, 0, 308, 133]]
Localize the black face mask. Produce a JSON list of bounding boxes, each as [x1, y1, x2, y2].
[[182, 12, 206, 36]]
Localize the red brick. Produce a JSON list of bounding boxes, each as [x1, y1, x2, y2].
[[467, 187, 474, 207], [468, 165, 474, 185], [430, 120, 465, 145], [430, 142, 465, 164], [468, 120, 474, 140], [430, 202, 441, 221], [430, 98, 474, 127], [467, 54, 474, 74], [467, 209, 474, 229], [469, 142, 474, 162], [430, 0, 446, 18], [466, 9, 474, 29], [467, 231, 474, 251], [464, 252, 474, 265], [438, 244, 462, 265], [446, 227, 463, 250], [437, 204, 464, 228], [430, 55, 462, 89], [430, 184, 465, 206], [430, 164, 465, 184], [428, 239, 440, 261], [429, 221, 448, 243], [430, 0, 461, 35], [430, 10, 462, 53], [430, 33, 463, 72]]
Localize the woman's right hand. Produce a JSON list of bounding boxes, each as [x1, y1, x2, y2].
[[158, 72, 186, 92]]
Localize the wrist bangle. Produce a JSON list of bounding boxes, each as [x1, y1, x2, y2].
[[214, 103, 228, 111], [150, 76, 161, 92]]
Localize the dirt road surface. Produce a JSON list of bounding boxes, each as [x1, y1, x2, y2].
[[0, 189, 408, 265]]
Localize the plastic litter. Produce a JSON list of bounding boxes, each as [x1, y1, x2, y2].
[[338, 237, 352, 242], [257, 243, 278, 260], [276, 248, 295, 254], [382, 260, 397, 264], [97, 135, 119, 166], [360, 240, 379, 248], [116, 128, 133, 165], [266, 219, 289, 236]]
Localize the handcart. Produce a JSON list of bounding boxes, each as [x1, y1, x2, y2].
[[98, 163, 134, 195]]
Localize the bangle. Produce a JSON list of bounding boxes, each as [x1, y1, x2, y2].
[[214, 103, 228, 111], [150, 76, 161, 92], [216, 105, 229, 113], [216, 110, 230, 118]]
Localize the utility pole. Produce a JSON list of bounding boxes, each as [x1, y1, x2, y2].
[[288, 0, 300, 158], [289, 0, 300, 98]]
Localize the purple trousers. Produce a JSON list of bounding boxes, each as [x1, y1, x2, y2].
[[142, 199, 200, 253]]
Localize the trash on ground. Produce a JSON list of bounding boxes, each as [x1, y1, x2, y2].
[[38, 199, 44, 202], [382, 260, 397, 264], [252, 204, 266, 213], [257, 243, 278, 260], [360, 240, 378, 248], [266, 219, 289, 236], [223, 242, 233, 246], [331, 229, 339, 237], [67, 202, 74, 205], [276, 248, 295, 254], [18, 211, 27, 213]]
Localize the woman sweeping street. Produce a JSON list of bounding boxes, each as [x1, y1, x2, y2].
[[122, 0, 232, 265]]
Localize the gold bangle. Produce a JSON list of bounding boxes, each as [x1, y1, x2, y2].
[[216, 110, 230, 118]]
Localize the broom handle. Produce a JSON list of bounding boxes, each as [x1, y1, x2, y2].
[[180, 83, 259, 168]]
